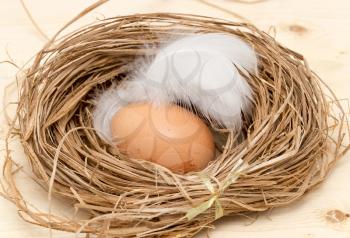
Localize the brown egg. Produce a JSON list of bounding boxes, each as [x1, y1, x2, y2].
[[110, 102, 215, 174]]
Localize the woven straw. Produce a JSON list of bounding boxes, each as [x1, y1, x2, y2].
[[2, 13, 349, 238]]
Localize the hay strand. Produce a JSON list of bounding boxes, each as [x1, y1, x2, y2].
[[1, 12, 349, 238]]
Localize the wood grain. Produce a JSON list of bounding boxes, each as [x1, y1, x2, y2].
[[1, 0, 349, 237]]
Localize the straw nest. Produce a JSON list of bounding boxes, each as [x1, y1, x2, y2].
[[3, 13, 349, 238]]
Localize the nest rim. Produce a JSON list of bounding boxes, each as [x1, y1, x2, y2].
[[2, 12, 348, 238]]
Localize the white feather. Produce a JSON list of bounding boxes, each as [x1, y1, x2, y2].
[[93, 33, 257, 142]]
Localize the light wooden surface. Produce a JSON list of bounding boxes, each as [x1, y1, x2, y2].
[[1, 0, 349, 237]]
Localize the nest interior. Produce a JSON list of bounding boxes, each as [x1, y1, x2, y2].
[[2, 13, 348, 238]]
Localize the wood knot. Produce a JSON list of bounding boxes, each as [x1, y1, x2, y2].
[[288, 24, 308, 35], [325, 209, 349, 223]]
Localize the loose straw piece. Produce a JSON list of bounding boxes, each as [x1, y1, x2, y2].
[[20, 0, 49, 41], [197, 0, 251, 23]]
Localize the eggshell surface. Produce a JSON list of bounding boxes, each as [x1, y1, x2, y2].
[[110, 103, 215, 174]]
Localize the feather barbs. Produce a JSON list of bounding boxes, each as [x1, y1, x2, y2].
[[93, 33, 258, 142]]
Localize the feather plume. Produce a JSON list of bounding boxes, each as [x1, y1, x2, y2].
[[93, 33, 258, 142]]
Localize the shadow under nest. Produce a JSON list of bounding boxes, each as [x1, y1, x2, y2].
[[2, 13, 348, 238]]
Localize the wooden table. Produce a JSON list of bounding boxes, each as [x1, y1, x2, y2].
[[1, 0, 349, 237]]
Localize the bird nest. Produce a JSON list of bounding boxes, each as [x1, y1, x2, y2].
[[2, 13, 348, 238]]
